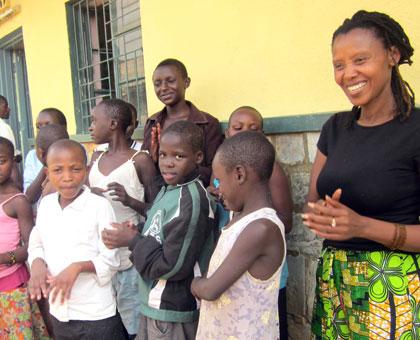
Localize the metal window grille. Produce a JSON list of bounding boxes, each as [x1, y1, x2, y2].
[[67, 0, 147, 133]]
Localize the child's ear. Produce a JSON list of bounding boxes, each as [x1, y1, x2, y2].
[[234, 165, 246, 184], [185, 77, 191, 89], [110, 118, 118, 130], [195, 150, 204, 165]]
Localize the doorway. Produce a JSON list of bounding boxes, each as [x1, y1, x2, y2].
[[0, 28, 33, 157]]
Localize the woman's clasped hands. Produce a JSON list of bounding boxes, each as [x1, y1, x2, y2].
[[302, 188, 366, 241]]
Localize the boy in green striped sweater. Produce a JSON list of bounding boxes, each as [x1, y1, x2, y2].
[[103, 120, 218, 339]]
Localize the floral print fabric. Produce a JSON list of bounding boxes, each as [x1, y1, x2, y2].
[[0, 286, 50, 339], [312, 248, 420, 339]]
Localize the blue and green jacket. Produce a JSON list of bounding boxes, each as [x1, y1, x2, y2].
[[129, 171, 218, 323]]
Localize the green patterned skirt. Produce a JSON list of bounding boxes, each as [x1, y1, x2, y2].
[[312, 248, 420, 339]]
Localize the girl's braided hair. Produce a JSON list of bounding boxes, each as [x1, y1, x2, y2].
[[333, 10, 415, 122]]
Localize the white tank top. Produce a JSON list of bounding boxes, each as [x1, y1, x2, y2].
[[89, 150, 145, 270], [196, 207, 286, 340]]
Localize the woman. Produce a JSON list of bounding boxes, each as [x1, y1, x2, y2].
[[303, 11, 419, 339]]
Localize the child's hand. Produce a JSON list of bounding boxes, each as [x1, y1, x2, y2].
[[107, 182, 133, 206], [150, 123, 161, 163], [190, 277, 203, 299], [90, 187, 106, 197], [47, 263, 82, 304], [102, 221, 138, 249], [28, 258, 50, 301]]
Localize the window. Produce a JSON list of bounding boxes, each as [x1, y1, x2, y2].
[[67, 0, 147, 133]]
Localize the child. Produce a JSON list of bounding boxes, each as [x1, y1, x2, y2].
[[104, 120, 218, 339], [192, 131, 286, 340], [34, 124, 69, 198], [0, 137, 49, 339], [225, 106, 293, 339], [0, 95, 16, 149], [141, 58, 223, 186], [28, 139, 125, 340], [24, 108, 67, 202], [94, 102, 142, 152], [88, 99, 158, 338], [0, 95, 23, 190]]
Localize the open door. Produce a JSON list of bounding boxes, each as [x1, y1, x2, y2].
[[0, 28, 33, 157]]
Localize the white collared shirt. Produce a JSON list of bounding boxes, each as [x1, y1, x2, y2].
[[0, 119, 16, 149], [28, 186, 120, 322]]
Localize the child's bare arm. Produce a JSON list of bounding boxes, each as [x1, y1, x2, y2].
[[191, 219, 284, 301], [134, 152, 159, 204], [0, 195, 34, 265], [25, 168, 46, 203], [269, 161, 293, 233]]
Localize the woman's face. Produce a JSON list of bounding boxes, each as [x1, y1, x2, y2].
[[332, 28, 400, 111]]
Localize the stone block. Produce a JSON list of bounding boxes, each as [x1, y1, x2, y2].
[[290, 172, 310, 207], [305, 257, 319, 318], [306, 132, 320, 163], [275, 134, 305, 165], [286, 254, 305, 317], [288, 317, 312, 340]]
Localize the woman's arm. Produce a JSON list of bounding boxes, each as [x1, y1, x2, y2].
[[304, 149, 327, 212]]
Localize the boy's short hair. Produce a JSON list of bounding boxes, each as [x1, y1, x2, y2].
[[0, 95, 8, 106], [99, 99, 132, 132], [217, 131, 274, 181], [0, 136, 14, 157], [156, 58, 188, 79], [47, 139, 87, 166], [161, 120, 203, 153], [40, 108, 67, 127], [229, 106, 264, 129], [36, 124, 69, 153]]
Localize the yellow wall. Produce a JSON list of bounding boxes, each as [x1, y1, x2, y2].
[[140, 0, 420, 120], [0, 0, 76, 133], [0, 1, 419, 131]]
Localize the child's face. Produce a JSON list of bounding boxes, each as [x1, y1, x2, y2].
[[212, 154, 241, 212], [36, 112, 61, 129], [89, 105, 112, 144], [152, 65, 190, 107], [158, 132, 203, 185], [46, 147, 87, 206], [0, 145, 13, 185], [226, 109, 262, 138], [0, 101, 10, 119]]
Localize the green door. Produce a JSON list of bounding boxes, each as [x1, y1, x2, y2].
[[0, 28, 33, 158]]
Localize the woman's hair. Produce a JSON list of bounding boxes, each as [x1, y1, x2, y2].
[[333, 10, 415, 121]]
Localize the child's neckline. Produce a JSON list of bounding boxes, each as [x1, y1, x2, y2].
[[223, 207, 275, 232]]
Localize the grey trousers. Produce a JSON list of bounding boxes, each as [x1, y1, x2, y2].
[[136, 314, 198, 340]]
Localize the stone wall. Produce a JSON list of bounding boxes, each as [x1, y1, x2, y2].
[[268, 131, 322, 339]]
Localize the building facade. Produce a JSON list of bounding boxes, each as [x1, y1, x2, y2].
[[0, 0, 419, 337]]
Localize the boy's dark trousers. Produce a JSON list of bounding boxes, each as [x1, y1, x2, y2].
[[136, 314, 197, 340], [51, 314, 126, 340]]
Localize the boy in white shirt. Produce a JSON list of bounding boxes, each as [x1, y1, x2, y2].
[[28, 139, 125, 340]]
